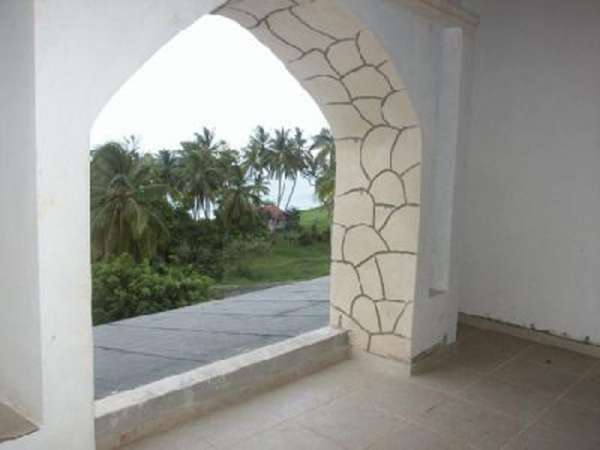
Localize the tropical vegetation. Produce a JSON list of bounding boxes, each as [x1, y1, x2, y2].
[[91, 126, 336, 323]]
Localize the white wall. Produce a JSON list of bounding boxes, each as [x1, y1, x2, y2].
[[458, 0, 600, 344], [0, 0, 43, 423]]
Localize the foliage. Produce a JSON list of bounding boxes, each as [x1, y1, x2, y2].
[[90, 126, 337, 323], [92, 255, 213, 325], [165, 210, 226, 280], [91, 142, 169, 262], [178, 128, 225, 220], [310, 128, 336, 212]]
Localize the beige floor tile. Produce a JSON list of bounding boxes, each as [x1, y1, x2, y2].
[[492, 360, 578, 395], [118, 330, 600, 450], [0, 403, 37, 443], [455, 324, 482, 344], [538, 400, 600, 446], [410, 362, 484, 395], [458, 377, 557, 424], [227, 423, 345, 450], [515, 344, 597, 374], [503, 424, 598, 450], [247, 364, 361, 421], [451, 332, 531, 374], [193, 398, 290, 448], [356, 379, 451, 421], [295, 393, 404, 450], [415, 397, 521, 450], [366, 419, 466, 450], [474, 330, 531, 350], [122, 424, 217, 450]]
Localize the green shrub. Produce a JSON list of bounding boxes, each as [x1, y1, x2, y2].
[[166, 212, 225, 281], [92, 255, 213, 325], [289, 223, 331, 247]]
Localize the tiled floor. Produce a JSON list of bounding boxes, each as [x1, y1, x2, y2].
[[123, 325, 600, 450]]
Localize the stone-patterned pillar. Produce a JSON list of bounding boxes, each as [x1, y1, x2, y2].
[[217, 0, 422, 362]]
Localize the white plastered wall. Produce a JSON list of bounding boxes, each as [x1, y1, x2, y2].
[[0, 0, 43, 424], [456, 0, 600, 345]]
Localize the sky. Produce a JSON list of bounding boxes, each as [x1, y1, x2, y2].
[[90, 15, 329, 210]]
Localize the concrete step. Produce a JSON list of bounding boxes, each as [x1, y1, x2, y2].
[[95, 327, 349, 450]]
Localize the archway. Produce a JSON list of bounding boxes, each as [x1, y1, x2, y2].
[[3, 1, 466, 448], [214, 0, 422, 361]]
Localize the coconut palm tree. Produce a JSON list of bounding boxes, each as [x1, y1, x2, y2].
[[219, 164, 266, 232], [178, 128, 223, 220], [311, 128, 336, 212], [91, 141, 169, 262], [243, 126, 271, 189], [284, 127, 309, 210], [155, 149, 180, 196], [265, 127, 293, 208]]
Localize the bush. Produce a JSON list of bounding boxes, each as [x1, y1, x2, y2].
[[166, 213, 225, 281], [92, 255, 213, 325], [288, 224, 331, 247]]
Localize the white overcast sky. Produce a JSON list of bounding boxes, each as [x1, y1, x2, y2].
[[91, 15, 329, 210]]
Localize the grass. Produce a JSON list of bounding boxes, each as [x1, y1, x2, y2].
[[299, 206, 331, 233], [215, 207, 332, 293], [221, 239, 331, 288]]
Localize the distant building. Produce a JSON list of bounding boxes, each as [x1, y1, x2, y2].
[[260, 204, 288, 232]]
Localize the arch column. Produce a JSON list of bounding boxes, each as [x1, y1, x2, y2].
[[217, 0, 423, 362]]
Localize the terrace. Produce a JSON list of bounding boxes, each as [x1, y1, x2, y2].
[[122, 324, 600, 449]]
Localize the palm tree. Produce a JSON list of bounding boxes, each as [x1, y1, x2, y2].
[[178, 128, 222, 220], [265, 127, 292, 208], [194, 127, 226, 152], [284, 127, 309, 210], [155, 149, 180, 197], [312, 128, 335, 170], [219, 165, 266, 232], [91, 141, 169, 262], [311, 128, 336, 212], [243, 126, 271, 191]]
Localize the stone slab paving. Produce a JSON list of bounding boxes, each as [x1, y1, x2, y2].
[[94, 277, 330, 399]]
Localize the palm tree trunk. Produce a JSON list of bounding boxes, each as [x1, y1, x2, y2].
[[277, 174, 284, 208], [280, 182, 287, 210], [285, 176, 297, 210], [203, 201, 211, 220]]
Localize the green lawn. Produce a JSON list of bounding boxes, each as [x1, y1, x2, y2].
[[299, 206, 331, 233], [215, 208, 332, 294], [221, 239, 331, 288]]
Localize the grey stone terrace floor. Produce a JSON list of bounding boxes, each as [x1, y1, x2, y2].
[[94, 277, 330, 399]]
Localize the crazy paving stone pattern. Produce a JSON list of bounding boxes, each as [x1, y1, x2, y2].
[[216, 0, 422, 361]]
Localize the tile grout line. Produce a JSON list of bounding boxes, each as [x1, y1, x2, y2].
[[498, 358, 599, 449], [207, 363, 363, 448]]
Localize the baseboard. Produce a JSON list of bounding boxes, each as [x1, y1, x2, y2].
[[459, 313, 600, 359]]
